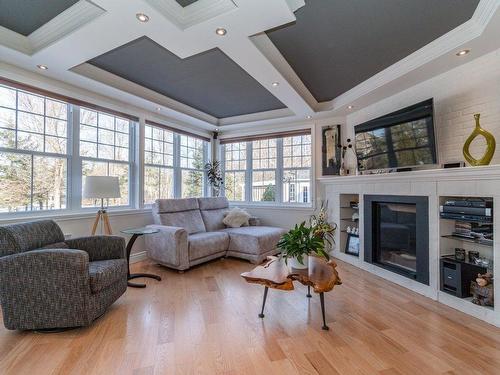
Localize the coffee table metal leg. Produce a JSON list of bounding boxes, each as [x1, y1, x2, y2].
[[319, 292, 329, 330], [306, 285, 312, 298], [259, 286, 269, 318]]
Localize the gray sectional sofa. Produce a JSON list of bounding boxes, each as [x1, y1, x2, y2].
[[145, 197, 286, 271]]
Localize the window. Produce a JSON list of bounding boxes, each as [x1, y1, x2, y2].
[[282, 135, 311, 203], [180, 135, 206, 198], [252, 139, 277, 202], [143, 124, 174, 204], [223, 142, 246, 201], [220, 131, 312, 206], [0, 84, 68, 213], [80, 108, 132, 207], [143, 122, 209, 203]]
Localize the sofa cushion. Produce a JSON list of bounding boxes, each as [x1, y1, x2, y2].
[[221, 226, 286, 255], [198, 197, 230, 232], [223, 207, 251, 228], [200, 208, 229, 232], [89, 259, 127, 293], [188, 232, 229, 261], [153, 198, 206, 234], [197, 197, 229, 210]]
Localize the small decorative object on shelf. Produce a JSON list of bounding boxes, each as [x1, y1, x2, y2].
[[455, 248, 466, 262], [349, 201, 359, 209], [468, 250, 480, 264], [351, 212, 359, 222], [471, 273, 494, 307], [338, 138, 357, 175], [205, 160, 223, 197], [463, 113, 496, 166], [345, 233, 360, 256], [322, 125, 342, 175]]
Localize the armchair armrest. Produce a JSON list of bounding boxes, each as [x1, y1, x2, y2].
[[0, 249, 91, 330], [145, 225, 189, 270], [65, 236, 125, 261]]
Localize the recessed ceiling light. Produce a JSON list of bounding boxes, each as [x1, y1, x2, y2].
[[347, 105, 354, 110], [37, 64, 48, 70], [215, 128, 219, 131], [215, 28, 227, 36], [272, 82, 279, 87], [136, 13, 150, 22], [456, 49, 470, 56], [306, 115, 312, 119], [156, 107, 161, 111]]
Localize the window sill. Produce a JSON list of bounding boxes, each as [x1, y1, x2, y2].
[[0, 207, 152, 224], [229, 202, 315, 211]]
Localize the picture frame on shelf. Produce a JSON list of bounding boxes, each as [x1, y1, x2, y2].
[[345, 233, 360, 256], [322, 125, 341, 175]]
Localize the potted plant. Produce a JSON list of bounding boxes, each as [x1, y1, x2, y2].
[[277, 222, 330, 269], [310, 200, 337, 252], [204, 160, 223, 197]]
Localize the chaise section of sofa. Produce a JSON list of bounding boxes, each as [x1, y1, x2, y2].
[[145, 197, 286, 271]]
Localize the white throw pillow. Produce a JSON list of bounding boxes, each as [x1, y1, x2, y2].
[[223, 207, 251, 228]]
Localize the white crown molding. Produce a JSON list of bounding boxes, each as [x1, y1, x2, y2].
[[0, 0, 105, 55], [29, 0, 105, 52], [0, 27, 31, 55], [251, 32, 318, 111], [71, 62, 219, 125], [145, 0, 237, 30], [285, 0, 305, 13], [217, 107, 293, 126]]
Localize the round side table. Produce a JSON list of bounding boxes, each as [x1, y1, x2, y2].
[[121, 227, 161, 288]]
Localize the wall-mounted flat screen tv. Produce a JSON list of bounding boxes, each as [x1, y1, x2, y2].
[[354, 99, 437, 171]]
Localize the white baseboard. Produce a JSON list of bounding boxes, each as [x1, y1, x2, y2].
[[130, 250, 148, 264]]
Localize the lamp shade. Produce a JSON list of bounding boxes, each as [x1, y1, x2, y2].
[[83, 176, 121, 199]]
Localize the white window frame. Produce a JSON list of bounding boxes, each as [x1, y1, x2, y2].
[[0, 84, 71, 217], [221, 141, 247, 202], [78, 106, 136, 210], [220, 132, 313, 208]]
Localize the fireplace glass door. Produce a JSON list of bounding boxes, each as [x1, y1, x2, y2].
[[375, 202, 417, 275]]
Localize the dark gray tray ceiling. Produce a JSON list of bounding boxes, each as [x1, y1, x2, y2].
[[267, 0, 479, 103], [89, 37, 285, 118], [0, 0, 79, 36], [175, 0, 199, 7]]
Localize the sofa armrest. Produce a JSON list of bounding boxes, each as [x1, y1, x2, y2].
[[145, 225, 189, 270], [0, 249, 91, 330], [65, 236, 126, 261]]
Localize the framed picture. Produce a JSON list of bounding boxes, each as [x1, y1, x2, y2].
[[345, 233, 360, 256], [322, 125, 341, 175]]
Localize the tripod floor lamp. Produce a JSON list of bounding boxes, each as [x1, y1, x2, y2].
[[83, 176, 121, 235]]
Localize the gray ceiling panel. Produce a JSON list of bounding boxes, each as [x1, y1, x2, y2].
[[266, 0, 480, 102], [0, 0, 79, 36], [175, 0, 199, 7], [89, 37, 286, 118]]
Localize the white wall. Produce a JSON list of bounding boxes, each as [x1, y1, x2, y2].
[[345, 48, 500, 166]]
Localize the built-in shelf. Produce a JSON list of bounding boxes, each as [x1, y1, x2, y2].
[[441, 235, 493, 247], [440, 217, 492, 225], [340, 206, 359, 209], [340, 218, 358, 222]]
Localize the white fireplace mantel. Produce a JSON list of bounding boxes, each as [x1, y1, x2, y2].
[[319, 165, 500, 327]]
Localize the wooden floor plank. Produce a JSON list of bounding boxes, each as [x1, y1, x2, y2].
[[0, 258, 499, 375]]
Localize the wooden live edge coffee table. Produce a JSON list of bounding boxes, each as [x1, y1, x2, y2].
[[241, 255, 342, 330]]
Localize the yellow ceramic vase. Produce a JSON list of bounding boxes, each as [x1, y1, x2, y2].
[[462, 114, 496, 166]]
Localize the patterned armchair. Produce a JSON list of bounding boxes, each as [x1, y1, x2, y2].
[[0, 220, 127, 330]]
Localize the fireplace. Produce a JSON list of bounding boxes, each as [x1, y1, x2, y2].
[[364, 195, 429, 285]]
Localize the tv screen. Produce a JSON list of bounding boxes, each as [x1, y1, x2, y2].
[[354, 99, 437, 171]]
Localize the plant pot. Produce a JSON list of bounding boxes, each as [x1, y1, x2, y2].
[[289, 255, 309, 270]]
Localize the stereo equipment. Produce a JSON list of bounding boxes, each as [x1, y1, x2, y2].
[[439, 212, 492, 222], [440, 205, 492, 217], [443, 198, 492, 208], [441, 256, 487, 298]]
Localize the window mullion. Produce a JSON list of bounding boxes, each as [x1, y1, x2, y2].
[[70, 105, 81, 210], [276, 138, 283, 204], [246, 141, 252, 203], [173, 134, 181, 198]]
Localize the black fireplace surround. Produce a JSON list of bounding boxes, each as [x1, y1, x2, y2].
[[364, 195, 429, 285]]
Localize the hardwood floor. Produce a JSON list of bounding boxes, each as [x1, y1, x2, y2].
[[1, 257, 500, 375]]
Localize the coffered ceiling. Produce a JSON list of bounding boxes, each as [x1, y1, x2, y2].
[[0, 0, 80, 36], [0, 0, 499, 133]]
